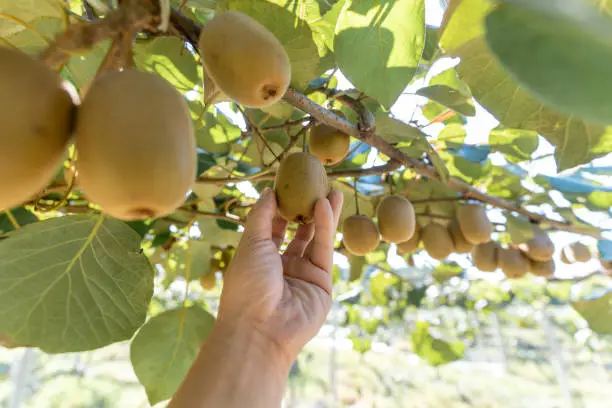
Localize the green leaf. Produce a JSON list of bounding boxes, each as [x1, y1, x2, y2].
[[489, 128, 539, 163], [334, 0, 425, 108], [375, 113, 424, 144], [485, 0, 612, 125], [0, 0, 63, 39], [572, 291, 612, 335], [133, 37, 200, 92], [411, 320, 465, 366], [453, 38, 612, 171], [63, 41, 111, 91], [130, 306, 216, 405], [439, 0, 493, 51], [167, 240, 212, 283], [0, 208, 38, 234], [416, 85, 475, 117], [197, 217, 242, 247], [432, 262, 462, 283], [227, 0, 320, 89], [0, 215, 154, 352], [505, 214, 534, 244], [196, 110, 242, 155]]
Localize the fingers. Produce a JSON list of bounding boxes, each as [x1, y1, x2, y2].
[[271, 215, 287, 249], [328, 188, 344, 230], [284, 222, 314, 257], [305, 196, 336, 272], [242, 188, 277, 243]]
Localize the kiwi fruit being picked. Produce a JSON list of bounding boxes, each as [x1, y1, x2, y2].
[[377, 195, 416, 243], [456, 203, 492, 244], [520, 226, 554, 262], [561, 242, 591, 264], [530, 259, 555, 278], [199, 11, 291, 108], [0, 48, 74, 210], [472, 241, 499, 272], [498, 248, 529, 279], [397, 225, 421, 255], [421, 223, 454, 260], [275, 152, 329, 223], [448, 217, 474, 253], [342, 215, 380, 256], [309, 111, 350, 166], [75, 70, 196, 220]]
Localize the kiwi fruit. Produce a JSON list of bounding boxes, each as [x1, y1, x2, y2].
[[456, 203, 492, 244], [397, 225, 421, 255], [561, 242, 591, 263], [530, 259, 555, 278], [498, 248, 529, 279], [309, 111, 350, 166], [377, 195, 416, 243], [199, 272, 216, 290], [520, 226, 554, 262], [198, 11, 291, 108], [448, 217, 474, 253], [75, 70, 196, 220], [421, 223, 454, 260], [342, 215, 380, 256], [274, 152, 329, 223], [472, 241, 499, 272], [0, 48, 73, 210]]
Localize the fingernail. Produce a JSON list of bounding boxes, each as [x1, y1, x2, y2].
[[261, 187, 272, 198]]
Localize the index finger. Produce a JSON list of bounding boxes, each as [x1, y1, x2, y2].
[[306, 189, 344, 272]]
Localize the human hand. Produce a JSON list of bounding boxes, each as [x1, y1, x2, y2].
[[216, 187, 343, 368]]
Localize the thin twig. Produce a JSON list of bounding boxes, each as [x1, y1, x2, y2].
[[4, 211, 20, 230]]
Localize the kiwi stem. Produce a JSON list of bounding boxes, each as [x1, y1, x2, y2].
[[4, 211, 20, 230], [237, 106, 280, 163], [353, 178, 360, 215]]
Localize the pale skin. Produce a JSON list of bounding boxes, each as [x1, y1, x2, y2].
[[169, 187, 344, 408]]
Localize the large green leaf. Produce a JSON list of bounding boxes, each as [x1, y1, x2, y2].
[[166, 240, 212, 283], [441, 0, 612, 170], [572, 291, 612, 335], [452, 37, 612, 171], [133, 37, 200, 92], [488, 128, 539, 163], [195, 110, 242, 155], [411, 320, 465, 366], [505, 214, 534, 244], [227, 0, 320, 89], [485, 0, 612, 125], [0, 215, 154, 352], [130, 306, 216, 405], [334, 0, 425, 108]]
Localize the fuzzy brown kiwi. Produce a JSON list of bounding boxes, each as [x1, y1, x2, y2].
[[472, 241, 499, 272], [421, 223, 454, 260], [397, 225, 421, 255], [274, 152, 330, 223], [499, 248, 529, 279], [342, 215, 380, 256], [75, 70, 196, 220], [448, 217, 474, 253], [376, 195, 416, 244], [198, 11, 291, 108], [520, 225, 554, 262], [309, 111, 351, 166], [456, 203, 492, 244], [0, 48, 74, 210]]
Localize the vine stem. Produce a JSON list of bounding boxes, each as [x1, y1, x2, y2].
[[4, 211, 20, 230], [353, 178, 360, 215], [281, 88, 604, 239]]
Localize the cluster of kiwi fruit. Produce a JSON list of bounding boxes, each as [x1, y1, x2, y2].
[[0, 46, 196, 220], [0, 11, 293, 220], [342, 194, 416, 256], [399, 203, 492, 261], [470, 224, 556, 279]]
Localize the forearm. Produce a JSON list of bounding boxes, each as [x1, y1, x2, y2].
[[168, 321, 291, 408]]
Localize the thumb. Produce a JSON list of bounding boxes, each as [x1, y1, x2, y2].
[[243, 187, 277, 242]]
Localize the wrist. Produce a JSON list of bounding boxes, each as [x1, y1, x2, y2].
[[205, 317, 294, 379]]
